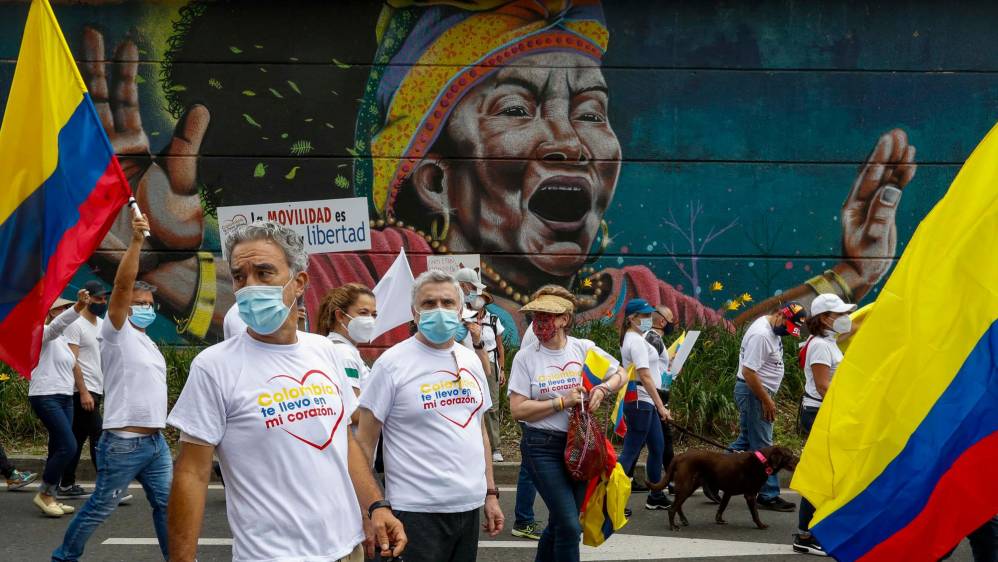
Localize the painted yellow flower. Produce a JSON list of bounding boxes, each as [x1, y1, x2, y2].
[[726, 300, 742, 311], [581, 278, 593, 289], [0, 373, 10, 382], [739, 292, 753, 303], [710, 281, 723, 291]]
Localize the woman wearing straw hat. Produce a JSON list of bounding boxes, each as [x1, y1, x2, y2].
[[507, 285, 627, 562], [28, 289, 90, 517]]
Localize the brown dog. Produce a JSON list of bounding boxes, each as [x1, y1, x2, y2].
[[648, 446, 798, 531]]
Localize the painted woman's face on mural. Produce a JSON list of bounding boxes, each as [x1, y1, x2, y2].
[[413, 52, 621, 283]]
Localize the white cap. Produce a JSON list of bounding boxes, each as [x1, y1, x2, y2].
[[810, 293, 857, 316], [454, 267, 486, 292]]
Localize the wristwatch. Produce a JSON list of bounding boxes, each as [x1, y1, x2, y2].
[[368, 499, 392, 519], [486, 488, 500, 499], [473, 340, 485, 349]]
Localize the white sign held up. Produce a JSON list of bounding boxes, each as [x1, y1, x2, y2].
[[217, 197, 371, 257]]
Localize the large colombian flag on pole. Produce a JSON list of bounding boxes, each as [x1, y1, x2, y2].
[[0, 0, 131, 377], [791, 122, 998, 561]]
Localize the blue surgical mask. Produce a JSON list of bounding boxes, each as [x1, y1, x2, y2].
[[129, 305, 156, 329], [455, 322, 469, 342], [235, 280, 293, 336], [638, 318, 653, 333], [417, 308, 461, 344]]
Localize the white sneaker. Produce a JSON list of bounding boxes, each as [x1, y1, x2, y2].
[[492, 451, 504, 462], [118, 493, 134, 505]]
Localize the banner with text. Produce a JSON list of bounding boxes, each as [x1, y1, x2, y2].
[[218, 198, 371, 257]]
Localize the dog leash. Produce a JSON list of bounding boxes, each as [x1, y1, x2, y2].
[[668, 420, 739, 453]]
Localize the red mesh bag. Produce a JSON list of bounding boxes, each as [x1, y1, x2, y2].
[[564, 403, 607, 481]]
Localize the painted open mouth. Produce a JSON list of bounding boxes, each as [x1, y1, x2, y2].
[[528, 177, 592, 225]]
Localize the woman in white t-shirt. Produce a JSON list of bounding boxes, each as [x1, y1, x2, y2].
[[508, 286, 627, 562], [793, 293, 855, 556], [316, 282, 377, 399], [28, 291, 88, 517], [617, 298, 673, 511]]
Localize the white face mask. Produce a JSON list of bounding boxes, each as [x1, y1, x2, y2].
[[344, 312, 376, 343], [831, 315, 852, 335]]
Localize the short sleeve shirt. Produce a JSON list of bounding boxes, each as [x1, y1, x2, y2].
[[64, 316, 104, 393], [621, 331, 656, 403], [507, 337, 619, 432], [803, 335, 843, 408], [167, 331, 362, 561], [736, 316, 785, 393], [360, 336, 492, 513]]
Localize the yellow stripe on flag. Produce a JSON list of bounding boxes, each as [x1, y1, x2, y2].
[[0, 0, 88, 225]]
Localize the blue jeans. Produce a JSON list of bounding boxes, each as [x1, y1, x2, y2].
[[729, 380, 780, 500], [618, 401, 666, 499], [29, 395, 76, 495], [798, 405, 820, 531], [520, 426, 586, 562], [514, 424, 538, 526], [53, 432, 172, 561]]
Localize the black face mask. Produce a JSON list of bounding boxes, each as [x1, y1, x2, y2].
[[88, 302, 108, 317], [772, 324, 790, 337], [663, 322, 675, 335]]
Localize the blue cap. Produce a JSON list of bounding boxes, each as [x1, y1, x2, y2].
[[625, 298, 655, 316]]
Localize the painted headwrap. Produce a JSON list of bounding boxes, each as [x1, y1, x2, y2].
[[353, 0, 608, 219]]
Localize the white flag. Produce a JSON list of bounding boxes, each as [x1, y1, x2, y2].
[[372, 248, 415, 341]]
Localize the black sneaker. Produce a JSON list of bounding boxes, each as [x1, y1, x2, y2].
[[510, 521, 543, 540], [56, 485, 92, 499], [630, 478, 649, 493], [701, 481, 721, 504], [793, 533, 829, 556], [757, 496, 796, 512], [624, 507, 633, 518], [645, 494, 672, 510]]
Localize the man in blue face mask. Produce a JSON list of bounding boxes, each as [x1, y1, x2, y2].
[[167, 221, 406, 562], [357, 270, 505, 562], [54, 214, 170, 561]]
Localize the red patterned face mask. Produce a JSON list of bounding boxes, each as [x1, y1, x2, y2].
[[533, 314, 559, 343]]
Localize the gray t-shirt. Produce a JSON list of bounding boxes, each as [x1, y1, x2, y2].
[[736, 316, 785, 393]]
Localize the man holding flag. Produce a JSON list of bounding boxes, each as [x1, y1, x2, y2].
[[0, 0, 132, 378], [791, 122, 998, 561]]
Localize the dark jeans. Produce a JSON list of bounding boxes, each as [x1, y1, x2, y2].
[[53, 432, 172, 561], [514, 423, 538, 526], [29, 395, 76, 495], [619, 401, 666, 498], [658, 389, 675, 472], [0, 441, 15, 478], [798, 405, 820, 532], [62, 392, 103, 487], [389, 509, 480, 562], [520, 426, 587, 562], [730, 380, 780, 500], [942, 516, 998, 562]]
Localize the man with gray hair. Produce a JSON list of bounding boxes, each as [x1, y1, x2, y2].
[[166, 220, 406, 562], [357, 269, 504, 562], [54, 214, 172, 561]]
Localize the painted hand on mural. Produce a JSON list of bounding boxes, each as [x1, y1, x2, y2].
[[82, 26, 209, 252], [839, 128, 916, 293]]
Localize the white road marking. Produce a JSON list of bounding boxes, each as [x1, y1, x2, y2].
[[102, 535, 794, 559]]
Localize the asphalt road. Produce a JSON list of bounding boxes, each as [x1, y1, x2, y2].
[[0, 483, 975, 561]]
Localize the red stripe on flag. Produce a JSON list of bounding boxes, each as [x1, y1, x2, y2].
[[0, 158, 130, 377], [858, 431, 998, 562]]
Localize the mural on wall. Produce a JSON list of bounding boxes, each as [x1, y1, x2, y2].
[[2, 0, 996, 345]]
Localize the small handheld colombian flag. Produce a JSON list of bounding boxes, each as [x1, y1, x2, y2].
[[0, 0, 131, 377], [791, 122, 998, 561]]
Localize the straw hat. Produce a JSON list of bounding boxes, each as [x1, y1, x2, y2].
[[520, 294, 575, 315]]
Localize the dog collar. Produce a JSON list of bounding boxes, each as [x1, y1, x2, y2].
[[754, 451, 773, 475]]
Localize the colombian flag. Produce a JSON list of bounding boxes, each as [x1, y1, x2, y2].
[[609, 365, 635, 437], [791, 123, 998, 561], [0, 0, 131, 377]]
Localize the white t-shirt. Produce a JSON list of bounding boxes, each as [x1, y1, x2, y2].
[[168, 331, 362, 562], [736, 316, 785, 393], [64, 316, 104, 394], [508, 337, 619, 432], [28, 307, 80, 397], [621, 331, 655, 404], [802, 334, 843, 409], [360, 336, 491, 513], [328, 332, 369, 391], [479, 310, 505, 353], [101, 318, 168, 429], [223, 303, 247, 340]]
